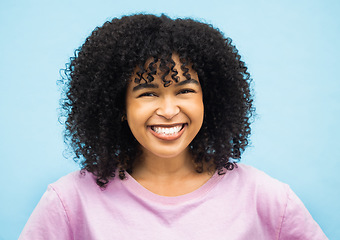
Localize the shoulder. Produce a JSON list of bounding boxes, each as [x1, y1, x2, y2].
[[50, 170, 97, 191], [233, 163, 289, 203], [218, 164, 290, 226], [219, 164, 327, 239], [47, 170, 104, 206], [18, 171, 92, 239], [225, 163, 289, 193], [51, 170, 97, 190], [232, 163, 282, 180]]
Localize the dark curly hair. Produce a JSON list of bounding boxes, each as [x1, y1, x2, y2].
[[60, 14, 254, 187]]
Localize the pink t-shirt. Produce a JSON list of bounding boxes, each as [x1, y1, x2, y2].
[[19, 164, 327, 239]]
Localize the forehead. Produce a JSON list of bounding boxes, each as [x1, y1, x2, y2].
[[129, 53, 199, 88]]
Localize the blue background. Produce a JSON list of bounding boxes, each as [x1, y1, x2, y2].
[[1, 0, 339, 239]]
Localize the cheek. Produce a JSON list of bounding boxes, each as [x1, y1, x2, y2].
[[197, 102, 204, 128], [126, 100, 138, 130], [193, 95, 204, 121], [126, 100, 153, 133], [184, 96, 204, 130]]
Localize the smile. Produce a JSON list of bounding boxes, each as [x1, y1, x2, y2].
[[149, 124, 186, 140], [151, 124, 184, 135]]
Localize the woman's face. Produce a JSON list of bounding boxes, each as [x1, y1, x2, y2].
[[125, 55, 204, 159]]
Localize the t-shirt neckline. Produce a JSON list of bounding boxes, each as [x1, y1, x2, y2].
[[121, 170, 225, 204]]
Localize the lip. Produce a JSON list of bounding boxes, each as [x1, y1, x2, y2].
[[148, 123, 186, 141]]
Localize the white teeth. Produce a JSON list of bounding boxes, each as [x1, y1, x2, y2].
[[152, 125, 182, 135]]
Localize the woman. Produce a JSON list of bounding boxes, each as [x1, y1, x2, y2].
[[19, 14, 327, 239]]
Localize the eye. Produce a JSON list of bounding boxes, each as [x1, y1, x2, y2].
[[138, 92, 157, 98], [177, 89, 196, 95]]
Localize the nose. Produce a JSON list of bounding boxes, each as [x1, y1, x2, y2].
[[155, 96, 180, 119]]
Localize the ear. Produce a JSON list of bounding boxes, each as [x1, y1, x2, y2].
[[121, 113, 127, 122]]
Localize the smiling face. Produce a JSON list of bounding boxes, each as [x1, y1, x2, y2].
[[125, 54, 204, 160]]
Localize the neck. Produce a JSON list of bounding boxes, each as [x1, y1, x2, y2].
[[130, 148, 214, 196], [132, 148, 197, 181]]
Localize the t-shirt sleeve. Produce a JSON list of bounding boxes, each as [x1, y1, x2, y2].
[[19, 185, 73, 240], [278, 187, 327, 240]]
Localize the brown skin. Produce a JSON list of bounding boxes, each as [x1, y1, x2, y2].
[[125, 54, 212, 196]]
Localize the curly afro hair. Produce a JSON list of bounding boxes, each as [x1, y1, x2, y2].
[[60, 14, 254, 187]]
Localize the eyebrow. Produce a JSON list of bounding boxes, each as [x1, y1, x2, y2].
[[175, 79, 200, 86], [133, 83, 159, 91], [132, 79, 199, 91]]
